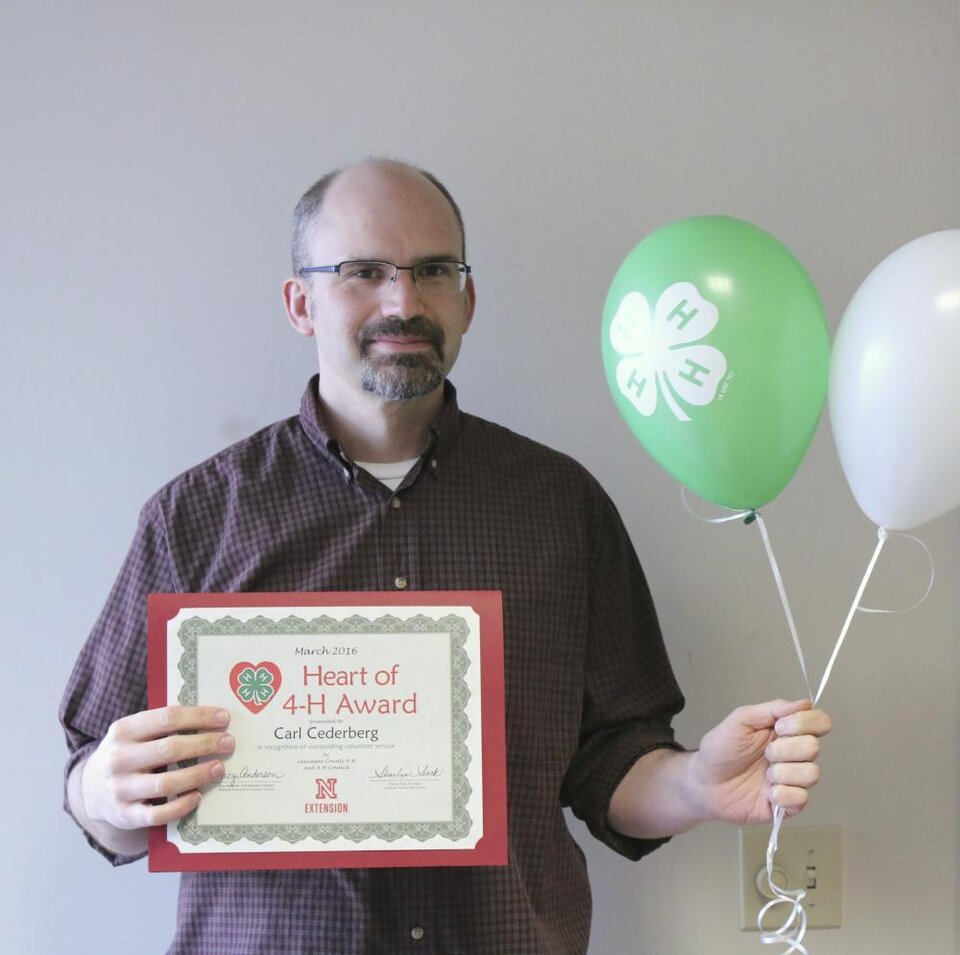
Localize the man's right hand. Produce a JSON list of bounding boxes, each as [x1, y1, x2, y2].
[[70, 706, 234, 850]]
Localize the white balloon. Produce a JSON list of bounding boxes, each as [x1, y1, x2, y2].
[[830, 229, 960, 530]]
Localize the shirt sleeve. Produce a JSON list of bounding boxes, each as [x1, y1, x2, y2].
[[59, 496, 177, 865], [560, 485, 686, 861]]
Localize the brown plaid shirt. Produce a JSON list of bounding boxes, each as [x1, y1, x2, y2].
[[61, 376, 684, 954]]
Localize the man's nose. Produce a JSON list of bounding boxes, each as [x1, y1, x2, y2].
[[380, 268, 424, 318]]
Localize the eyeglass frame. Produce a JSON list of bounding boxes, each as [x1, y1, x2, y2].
[[298, 259, 472, 293]]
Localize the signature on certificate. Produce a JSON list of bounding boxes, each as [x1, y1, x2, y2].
[[371, 764, 444, 780], [221, 766, 286, 782]]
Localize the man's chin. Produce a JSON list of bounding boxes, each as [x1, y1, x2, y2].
[[361, 355, 444, 401]]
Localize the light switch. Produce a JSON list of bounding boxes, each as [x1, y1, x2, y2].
[[738, 826, 841, 930]]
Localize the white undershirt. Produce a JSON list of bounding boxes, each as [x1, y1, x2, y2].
[[353, 458, 419, 492]]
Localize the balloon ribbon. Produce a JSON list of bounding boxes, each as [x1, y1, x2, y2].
[[682, 489, 934, 953], [753, 522, 932, 952]]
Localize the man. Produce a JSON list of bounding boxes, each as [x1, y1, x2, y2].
[[61, 159, 830, 954]]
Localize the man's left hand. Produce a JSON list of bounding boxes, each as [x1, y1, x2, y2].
[[608, 699, 831, 839], [690, 698, 831, 825]]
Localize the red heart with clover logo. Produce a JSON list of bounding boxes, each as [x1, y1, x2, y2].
[[229, 661, 282, 715]]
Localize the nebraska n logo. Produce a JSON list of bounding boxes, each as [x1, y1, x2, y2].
[[315, 778, 338, 799]]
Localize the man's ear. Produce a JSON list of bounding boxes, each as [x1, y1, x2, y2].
[[283, 277, 315, 337]]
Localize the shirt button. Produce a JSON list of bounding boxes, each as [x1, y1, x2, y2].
[[429, 459, 439, 471], [390, 497, 402, 509], [394, 576, 408, 590], [410, 926, 425, 941]]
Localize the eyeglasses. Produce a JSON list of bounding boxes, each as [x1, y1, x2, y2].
[[298, 260, 471, 295]]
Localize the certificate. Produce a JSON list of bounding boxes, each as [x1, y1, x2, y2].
[[147, 591, 506, 872]]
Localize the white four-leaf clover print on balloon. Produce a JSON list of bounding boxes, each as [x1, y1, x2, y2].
[[609, 282, 727, 423]]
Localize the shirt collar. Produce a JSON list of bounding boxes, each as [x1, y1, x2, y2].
[[298, 374, 463, 480]]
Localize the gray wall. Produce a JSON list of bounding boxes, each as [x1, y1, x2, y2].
[[4, 2, 958, 952]]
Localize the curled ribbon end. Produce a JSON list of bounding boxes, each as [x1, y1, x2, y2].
[[760, 809, 810, 953]]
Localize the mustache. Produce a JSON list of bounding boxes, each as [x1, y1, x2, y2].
[[358, 317, 446, 357]]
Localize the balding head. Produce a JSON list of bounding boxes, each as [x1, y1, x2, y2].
[[290, 159, 466, 276]]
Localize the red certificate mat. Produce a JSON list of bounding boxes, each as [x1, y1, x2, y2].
[[147, 591, 506, 872]]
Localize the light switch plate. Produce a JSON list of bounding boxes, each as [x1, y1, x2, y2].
[[738, 826, 841, 930]]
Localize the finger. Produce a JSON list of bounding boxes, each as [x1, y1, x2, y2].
[[129, 790, 203, 829], [111, 758, 227, 804], [110, 706, 231, 744], [768, 783, 811, 814], [767, 761, 820, 789], [139, 731, 235, 773], [765, 735, 820, 764], [731, 699, 811, 730], [104, 732, 235, 776], [774, 709, 832, 739]]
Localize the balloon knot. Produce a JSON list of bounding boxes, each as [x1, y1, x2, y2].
[[743, 511, 758, 526], [878, 526, 889, 541]]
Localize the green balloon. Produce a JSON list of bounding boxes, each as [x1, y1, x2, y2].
[[601, 216, 829, 510]]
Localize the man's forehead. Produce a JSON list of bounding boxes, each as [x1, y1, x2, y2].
[[330, 160, 427, 193], [310, 162, 462, 250]]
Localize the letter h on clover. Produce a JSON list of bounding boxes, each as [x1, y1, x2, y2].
[[609, 282, 728, 422]]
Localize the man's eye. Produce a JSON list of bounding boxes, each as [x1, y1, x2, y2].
[[417, 262, 456, 281], [342, 263, 387, 282]]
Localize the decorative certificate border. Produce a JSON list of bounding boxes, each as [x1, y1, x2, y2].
[[147, 590, 507, 873], [174, 612, 473, 847]]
